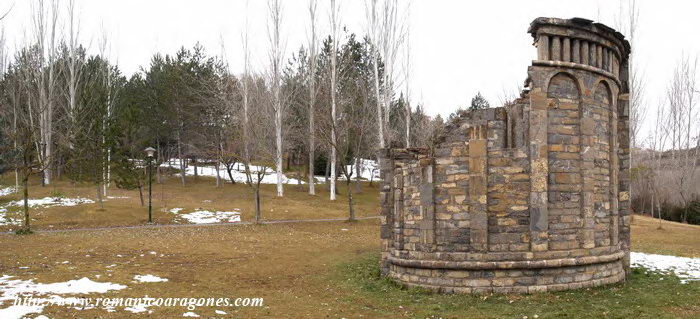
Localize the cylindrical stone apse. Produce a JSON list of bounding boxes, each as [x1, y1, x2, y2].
[[378, 17, 631, 294]]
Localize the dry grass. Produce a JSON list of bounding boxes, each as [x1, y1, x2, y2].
[[0, 216, 698, 318], [631, 214, 700, 258], [0, 173, 379, 232], [0, 220, 381, 318], [1, 173, 698, 317]]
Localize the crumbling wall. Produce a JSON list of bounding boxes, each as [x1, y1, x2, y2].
[[379, 17, 631, 293]]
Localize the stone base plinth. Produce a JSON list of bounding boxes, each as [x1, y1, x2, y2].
[[387, 255, 625, 294]]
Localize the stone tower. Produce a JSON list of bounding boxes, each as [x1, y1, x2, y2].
[[378, 17, 631, 293]]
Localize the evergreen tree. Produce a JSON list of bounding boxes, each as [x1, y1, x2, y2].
[[470, 91, 490, 110]]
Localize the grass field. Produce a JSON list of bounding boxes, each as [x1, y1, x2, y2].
[[0, 173, 379, 232], [0, 174, 699, 318]]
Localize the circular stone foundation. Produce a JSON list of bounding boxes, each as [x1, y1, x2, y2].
[[377, 17, 631, 294]]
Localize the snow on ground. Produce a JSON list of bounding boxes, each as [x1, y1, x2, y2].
[[631, 252, 700, 284], [0, 197, 95, 227], [105, 196, 130, 200], [0, 275, 127, 319], [345, 159, 380, 181], [133, 275, 168, 283], [161, 159, 304, 185], [5, 197, 95, 209], [183, 312, 200, 317], [0, 186, 16, 197], [215, 309, 227, 314], [313, 159, 381, 183], [178, 210, 241, 224]]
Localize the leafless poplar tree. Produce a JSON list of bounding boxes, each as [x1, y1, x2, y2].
[[665, 55, 699, 223], [306, 0, 319, 195], [402, 4, 411, 147], [328, 0, 340, 201], [267, 0, 286, 197], [64, 0, 82, 152], [31, 0, 60, 186], [365, 0, 385, 149]]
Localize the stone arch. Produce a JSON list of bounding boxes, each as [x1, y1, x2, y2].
[[547, 72, 581, 101], [593, 80, 613, 105]]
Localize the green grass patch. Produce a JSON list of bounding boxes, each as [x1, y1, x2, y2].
[[333, 254, 700, 319]]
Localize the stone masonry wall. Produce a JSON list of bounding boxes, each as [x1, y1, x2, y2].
[[379, 17, 631, 293]]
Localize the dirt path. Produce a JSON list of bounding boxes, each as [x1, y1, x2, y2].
[[1, 216, 380, 235]]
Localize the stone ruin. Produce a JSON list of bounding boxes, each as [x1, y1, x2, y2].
[[378, 17, 631, 293]]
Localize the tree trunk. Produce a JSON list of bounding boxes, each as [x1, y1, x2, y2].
[[275, 103, 284, 197], [193, 157, 198, 180], [254, 187, 261, 223], [22, 173, 30, 232], [226, 164, 236, 184], [297, 162, 302, 191], [96, 183, 104, 210], [215, 162, 221, 187], [139, 184, 144, 207], [355, 158, 362, 193], [325, 159, 330, 191], [347, 179, 355, 221], [178, 141, 186, 186]]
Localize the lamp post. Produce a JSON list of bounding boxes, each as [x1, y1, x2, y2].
[[144, 147, 156, 224]]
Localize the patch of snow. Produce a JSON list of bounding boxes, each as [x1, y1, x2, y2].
[[0, 305, 43, 319], [5, 197, 95, 209], [34, 315, 50, 319], [178, 210, 241, 224], [183, 312, 200, 317], [169, 208, 184, 214], [133, 275, 168, 283], [161, 159, 304, 185], [0, 186, 16, 197], [631, 251, 700, 283], [125, 304, 149, 313], [105, 196, 130, 199], [0, 275, 127, 318], [215, 310, 227, 315]]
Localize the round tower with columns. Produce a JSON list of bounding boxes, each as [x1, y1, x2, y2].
[[377, 17, 631, 294]]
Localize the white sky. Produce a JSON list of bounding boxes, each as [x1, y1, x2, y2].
[[2, 0, 700, 141]]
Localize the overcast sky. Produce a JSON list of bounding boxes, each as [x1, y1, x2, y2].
[[3, 0, 700, 141]]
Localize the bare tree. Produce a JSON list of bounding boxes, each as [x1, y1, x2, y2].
[[306, 0, 319, 195], [365, 0, 385, 149], [241, 74, 276, 223], [328, 0, 340, 201], [665, 55, 699, 223], [402, 2, 411, 147], [364, 0, 406, 148], [64, 0, 82, 150], [267, 0, 286, 197], [31, 0, 60, 186]]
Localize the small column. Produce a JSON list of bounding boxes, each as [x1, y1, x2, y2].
[[562, 37, 571, 62], [602, 49, 608, 71], [393, 164, 404, 250], [597, 45, 603, 69], [419, 158, 436, 247], [610, 95, 620, 247], [580, 103, 596, 249], [581, 41, 590, 65], [537, 35, 550, 60], [551, 36, 562, 61], [572, 39, 580, 63], [468, 125, 489, 252], [590, 43, 597, 67], [378, 150, 394, 275], [529, 89, 549, 252]]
